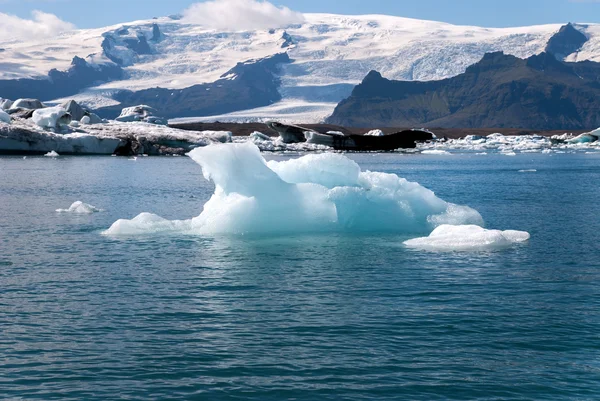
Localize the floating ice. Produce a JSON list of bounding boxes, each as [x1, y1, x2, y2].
[[104, 142, 484, 236], [404, 224, 530, 251], [32, 106, 71, 129], [365, 129, 384, 137], [519, 169, 537, 173], [0, 109, 10, 124], [10, 98, 44, 110], [421, 150, 451, 155], [419, 130, 600, 154], [44, 150, 60, 157], [56, 201, 102, 214], [0, 98, 13, 110], [106, 213, 190, 234]]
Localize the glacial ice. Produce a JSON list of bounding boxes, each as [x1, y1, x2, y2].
[[10, 98, 44, 110], [0, 98, 13, 110], [44, 150, 60, 157], [417, 131, 600, 154], [116, 105, 167, 125], [403, 224, 530, 251], [365, 129, 384, 136], [0, 109, 10, 124], [104, 142, 484, 236], [56, 201, 102, 213], [32, 106, 71, 129], [421, 150, 451, 155]]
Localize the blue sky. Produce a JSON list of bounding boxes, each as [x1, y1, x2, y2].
[[0, 0, 598, 28]]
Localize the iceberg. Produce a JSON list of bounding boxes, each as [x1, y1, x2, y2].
[[44, 150, 60, 157], [32, 106, 71, 129], [104, 142, 484, 235], [365, 129, 384, 136], [116, 105, 167, 125], [10, 98, 44, 111], [56, 201, 102, 214], [404, 224, 530, 251], [0, 109, 10, 124], [421, 150, 451, 155], [0, 98, 12, 110]]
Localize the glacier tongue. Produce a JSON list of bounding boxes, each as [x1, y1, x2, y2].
[[104, 142, 484, 236]]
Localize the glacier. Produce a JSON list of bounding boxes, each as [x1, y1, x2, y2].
[[104, 142, 485, 236], [2, 14, 599, 122]]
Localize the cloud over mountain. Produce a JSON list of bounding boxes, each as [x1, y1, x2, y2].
[[0, 10, 75, 40], [183, 0, 305, 31]]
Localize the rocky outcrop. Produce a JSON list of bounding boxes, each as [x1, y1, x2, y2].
[[545, 23, 588, 60], [97, 53, 291, 119], [0, 57, 123, 102], [151, 23, 164, 42], [327, 52, 600, 130]]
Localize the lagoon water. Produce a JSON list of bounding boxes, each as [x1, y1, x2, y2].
[[1, 152, 600, 400]]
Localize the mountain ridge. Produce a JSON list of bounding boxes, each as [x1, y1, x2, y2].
[[326, 51, 600, 129], [0, 14, 599, 123]]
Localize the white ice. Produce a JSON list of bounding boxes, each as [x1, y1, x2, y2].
[[32, 106, 70, 129], [44, 150, 60, 157], [104, 142, 483, 236], [421, 150, 451, 155], [404, 224, 530, 251], [0, 99, 13, 111], [418, 131, 600, 154], [0, 109, 10, 124], [365, 129, 385, 137], [56, 201, 102, 213]]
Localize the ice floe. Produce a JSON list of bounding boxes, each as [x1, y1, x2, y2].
[[44, 150, 60, 157], [56, 201, 102, 213], [403, 224, 530, 251], [417, 131, 600, 154]]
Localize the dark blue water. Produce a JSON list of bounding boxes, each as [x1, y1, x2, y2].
[[1, 153, 599, 400]]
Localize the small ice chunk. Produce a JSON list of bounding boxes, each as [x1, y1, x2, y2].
[[404, 224, 530, 251], [103, 212, 191, 235], [0, 109, 10, 124], [44, 150, 60, 157], [10, 98, 44, 110], [32, 106, 71, 129], [249, 131, 272, 141], [421, 150, 451, 155], [0, 98, 13, 110], [56, 201, 102, 214], [518, 169, 537, 173], [365, 129, 384, 136]]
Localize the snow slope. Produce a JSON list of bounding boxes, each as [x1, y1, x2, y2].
[[1, 14, 599, 122]]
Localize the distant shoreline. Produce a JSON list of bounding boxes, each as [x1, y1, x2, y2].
[[169, 122, 589, 140]]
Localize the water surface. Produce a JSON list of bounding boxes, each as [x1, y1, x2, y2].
[[1, 153, 599, 400]]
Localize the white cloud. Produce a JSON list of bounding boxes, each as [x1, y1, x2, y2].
[[0, 10, 75, 41], [183, 0, 305, 31]]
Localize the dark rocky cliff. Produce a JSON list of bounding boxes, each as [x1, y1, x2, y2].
[[327, 52, 600, 130]]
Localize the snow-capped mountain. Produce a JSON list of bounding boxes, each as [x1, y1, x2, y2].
[[1, 14, 599, 122]]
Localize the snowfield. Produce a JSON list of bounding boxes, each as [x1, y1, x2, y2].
[[1, 14, 598, 122]]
